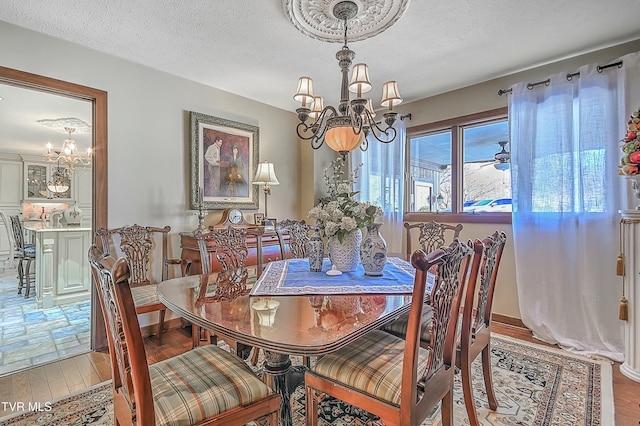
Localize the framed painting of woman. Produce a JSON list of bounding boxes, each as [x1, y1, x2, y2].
[[189, 111, 259, 210]]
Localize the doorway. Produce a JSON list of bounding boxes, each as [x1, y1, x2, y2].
[[0, 66, 108, 375]]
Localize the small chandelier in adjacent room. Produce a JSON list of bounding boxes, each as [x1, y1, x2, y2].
[[44, 127, 92, 174], [46, 165, 71, 195], [293, 1, 405, 157], [494, 141, 511, 170]]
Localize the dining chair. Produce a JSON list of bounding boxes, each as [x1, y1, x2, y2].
[[457, 231, 507, 426], [276, 218, 316, 259], [193, 226, 254, 357], [9, 215, 35, 298], [96, 224, 182, 338], [88, 245, 280, 426], [305, 239, 473, 426], [405, 220, 463, 260]]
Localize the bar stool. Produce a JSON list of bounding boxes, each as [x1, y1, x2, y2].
[[9, 215, 35, 298]]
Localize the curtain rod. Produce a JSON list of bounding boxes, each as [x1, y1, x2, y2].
[[497, 60, 623, 96]]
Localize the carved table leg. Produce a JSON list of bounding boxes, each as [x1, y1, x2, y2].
[[262, 351, 307, 426]]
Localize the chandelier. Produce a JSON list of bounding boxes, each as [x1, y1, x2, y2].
[[44, 127, 92, 174], [293, 1, 403, 156]]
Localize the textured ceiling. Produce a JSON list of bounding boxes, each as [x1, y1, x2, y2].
[[2, 0, 640, 115]]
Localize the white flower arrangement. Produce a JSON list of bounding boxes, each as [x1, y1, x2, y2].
[[308, 157, 383, 243]]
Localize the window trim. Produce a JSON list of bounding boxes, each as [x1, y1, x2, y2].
[[404, 107, 511, 224]]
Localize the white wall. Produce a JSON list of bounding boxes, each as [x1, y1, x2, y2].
[[396, 39, 640, 320], [0, 21, 301, 327], [0, 21, 300, 243]]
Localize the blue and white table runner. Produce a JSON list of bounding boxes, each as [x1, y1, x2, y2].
[[250, 257, 432, 296]]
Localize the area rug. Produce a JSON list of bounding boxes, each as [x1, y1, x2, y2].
[[0, 334, 614, 425]]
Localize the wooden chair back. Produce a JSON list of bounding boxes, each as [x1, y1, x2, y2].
[[193, 227, 255, 354], [276, 219, 316, 259], [88, 244, 154, 425], [96, 224, 176, 285], [457, 231, 507, 426], [194, 226, 250, 299], [404, 220, 463, 259], [415, 239, 472, 387]]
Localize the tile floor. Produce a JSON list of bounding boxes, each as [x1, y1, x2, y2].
[[0, 267, 91, 376]]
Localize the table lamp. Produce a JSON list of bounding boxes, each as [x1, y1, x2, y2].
[[252, 161, 279, 218]]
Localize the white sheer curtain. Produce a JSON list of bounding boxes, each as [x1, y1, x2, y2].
[[352, 119, 406, 254], [509, 51, 640, 361]]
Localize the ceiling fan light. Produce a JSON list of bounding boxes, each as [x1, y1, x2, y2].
[[494, 161, 510, 171]]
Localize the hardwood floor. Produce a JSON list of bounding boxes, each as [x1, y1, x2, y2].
[[1, 323, 639, 424]]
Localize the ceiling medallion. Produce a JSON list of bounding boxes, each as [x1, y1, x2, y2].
[[283, 0, 410, 43], [37, 117, 91, 133]]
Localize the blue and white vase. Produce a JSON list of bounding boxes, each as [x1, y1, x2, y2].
[[307, 229, 324, 272], [327, 229, 362, 272], [359, 223, 387, 276]]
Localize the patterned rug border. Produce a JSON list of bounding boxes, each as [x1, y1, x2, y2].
[[491, 333, 615, 426], [0, 380, 112, 424]]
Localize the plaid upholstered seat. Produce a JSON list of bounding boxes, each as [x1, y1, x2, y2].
[[131, 284, 160, 307], [151, 345, 275, 425], [311, 330, 431, 405]]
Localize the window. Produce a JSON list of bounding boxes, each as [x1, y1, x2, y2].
[[405, 108, 511, 223]]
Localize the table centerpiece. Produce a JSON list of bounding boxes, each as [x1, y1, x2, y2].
[[308, 157, 383, 272]]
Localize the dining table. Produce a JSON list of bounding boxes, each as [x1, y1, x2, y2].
[[157, 257, 419, 426]]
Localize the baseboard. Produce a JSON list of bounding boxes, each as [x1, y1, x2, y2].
[[140, 317, 186, 337], [492, 313, 526, 329]]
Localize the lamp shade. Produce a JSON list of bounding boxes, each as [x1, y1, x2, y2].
[[310, 96, 324, 119], [494, 162, 510, 171], [380, 80, 403, 109], [294, 76, 314, 106], [252, 162, 280, 185], [325, 126, 365, 154], [349, 63, 372, 97], [364, 98, 376, 119]]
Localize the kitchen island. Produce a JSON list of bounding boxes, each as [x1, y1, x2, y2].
[[23, 222, 92, 308]]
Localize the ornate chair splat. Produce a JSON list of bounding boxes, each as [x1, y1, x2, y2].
[[405, 220, 463, 259], [276, 219, 316, 259]]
